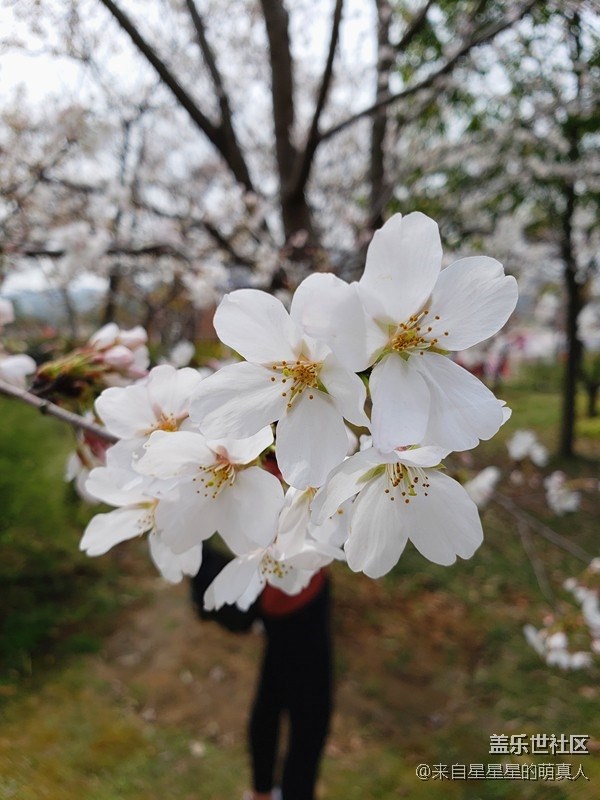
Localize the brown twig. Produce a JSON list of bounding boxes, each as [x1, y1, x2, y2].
[[0, 378, 118, 443], [492, 491, 592, 563], [515, 516, 556, 606]]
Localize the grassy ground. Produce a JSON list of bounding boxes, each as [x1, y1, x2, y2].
[[0, 372, 598, 800]]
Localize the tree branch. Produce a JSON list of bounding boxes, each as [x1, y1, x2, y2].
[[289, 0, 344, 199], [515, 516, 556, 606], [492, 491, 592, 563], [394, 0, 434, 53], [0, 378, 119, 444], [259, 0, 297, 187], [17, 243, 191, 261], [96, 0, 254, 192], [318, 0, 539, 144], [183, 0, 253, 193]]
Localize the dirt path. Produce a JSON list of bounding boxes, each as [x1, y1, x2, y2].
[[89, 564, 486, 758]]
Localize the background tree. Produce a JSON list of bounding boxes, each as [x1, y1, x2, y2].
[[1, 0, 539, 333], [382, 2, 599, 457]]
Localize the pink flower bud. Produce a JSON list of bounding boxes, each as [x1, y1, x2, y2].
[[118, 326, 147, 349], [103, 344, 134, 369]]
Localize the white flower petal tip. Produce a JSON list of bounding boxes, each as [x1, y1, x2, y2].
[[359, 212, 443, 324]]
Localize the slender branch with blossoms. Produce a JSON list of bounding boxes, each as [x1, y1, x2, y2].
[[68, 211, 519, 607]]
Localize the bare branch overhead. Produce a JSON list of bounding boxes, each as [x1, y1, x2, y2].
[[97, 0, 255, 192], [289, 0, 344, 200], [259, 0, 297, 188], [183, 0, 252, 191]]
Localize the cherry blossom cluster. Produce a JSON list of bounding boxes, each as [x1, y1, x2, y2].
[[524, 559, 600, 671], [504, 429, 598, 516], [79, 212, 519, 609], [32, 322, 150, 410]]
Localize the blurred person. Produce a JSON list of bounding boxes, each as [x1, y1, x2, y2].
[[192, 549, 333, 800]]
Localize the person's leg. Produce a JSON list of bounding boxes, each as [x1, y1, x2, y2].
[[249, 638, 283, 795], [278, 583, 333, 800]]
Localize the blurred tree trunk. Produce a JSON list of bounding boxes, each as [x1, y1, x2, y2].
[[559, 187, 583, 457], [585, 382, 598, 418]]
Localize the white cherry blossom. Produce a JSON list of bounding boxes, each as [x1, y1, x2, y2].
[[80, 465, 163, 556], [309, 212, 517, 452], [544, 471, 581, 515], [190, 288, 369, 488], [311, 441, 483, 578], [463, 466, 501, 508], [507, 429, 548, 466], [95, 364, 204, 444], [203, 487, 344, 612], [134, 427, 284, 554], [80, 458, 201, 581]]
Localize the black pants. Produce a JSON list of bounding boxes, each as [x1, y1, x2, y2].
[[249, 581, 332, 800]]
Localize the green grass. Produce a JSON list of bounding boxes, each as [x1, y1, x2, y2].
[[0, 399, 127, 681], [0, 660, 246, 800]]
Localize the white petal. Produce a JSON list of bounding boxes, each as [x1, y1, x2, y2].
[[320, 356, 370, 427], [235, 569, 267, 611], [428, 257, 518, 351], [268, 566, 315, 595], [369, 354, 430, 451], [105, 439, 142, 470], [415, 353, 504, 451], [85, 466, 150, 506], [359, 212, 442, 323], [394, 445, 449, 468], [290, 273, 384, 370], [148, 532, 202, 584], [215, 466, 284, 549], [80, 505, 153, 556], [95, 384, 156, 438], [214, 289, 302, 363], [403, 471, 483, 565], [136, 430, 213, 478], [203, 553, 263, 610], [275, 391, 348, 489], [276, 488, 312, 554], [146, 364, 204, 419], [155, 484, 216, 552], [88, 322, 118, 349], [208, 426, 273, 465], [190, 361, 287, 438], [345, 477, 408, 578], [311, 447, 383, 523]]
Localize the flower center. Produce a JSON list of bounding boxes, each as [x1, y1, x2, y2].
[[384, 463, 431, 504], [269, 359, 321, 408], [194, 459, 237, 499], [388, 309, 448, 356], [145, 411, 181, 435], [260, 552, 290, 580], [135, 501, 158, 533]]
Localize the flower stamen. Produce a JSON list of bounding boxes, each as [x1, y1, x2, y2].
[[385, 463, 432, 503], [196, 460, 237, 499], [269, 359, 321, 408], [260, 552, 290, 579], [388, 308, 443, 356]]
